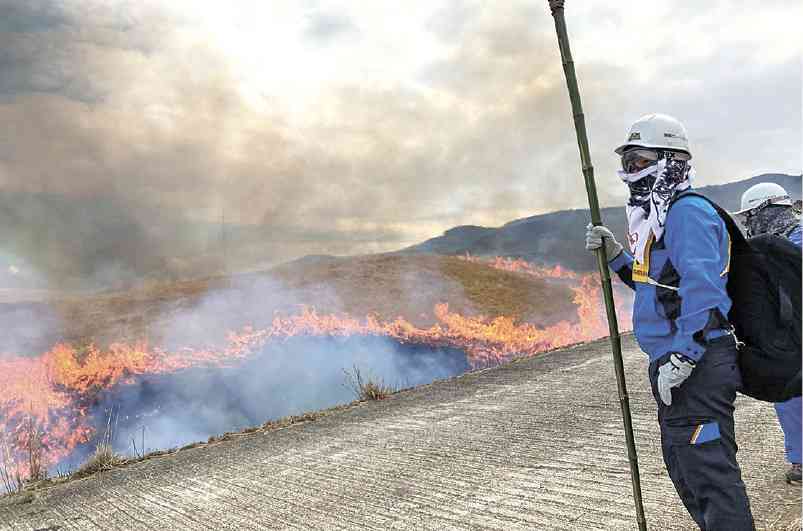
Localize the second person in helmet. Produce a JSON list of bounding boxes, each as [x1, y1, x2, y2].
[[736, 182, 802, 484], [736, 182, 800, 240]]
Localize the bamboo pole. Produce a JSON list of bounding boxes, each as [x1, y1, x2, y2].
[[546, 2, 647, 529]]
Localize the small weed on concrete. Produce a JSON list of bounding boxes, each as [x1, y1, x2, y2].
[[343, 365, 395, 401], [74, 408, 127, 479]]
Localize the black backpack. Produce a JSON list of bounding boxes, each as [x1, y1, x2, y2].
[[673, 192, 801, 403]]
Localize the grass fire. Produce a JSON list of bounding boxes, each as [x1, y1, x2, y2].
[[0, 254, 632, 491]]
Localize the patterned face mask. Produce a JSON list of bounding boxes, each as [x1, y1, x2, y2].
[[620, 154, 694, 263], [621, 163, 660, 212], [744, 205, 799, 238], [621, 152, 691, 219], [651, 153, 690, 208], [627, 174, 657, 214]]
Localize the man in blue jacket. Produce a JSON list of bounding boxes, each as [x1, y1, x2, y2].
[[585, 114, 754, 529], [735, 182, 802, 484]]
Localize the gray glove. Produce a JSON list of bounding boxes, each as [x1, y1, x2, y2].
[[657, 353, 696, 406], [585, 223, 623, 259]]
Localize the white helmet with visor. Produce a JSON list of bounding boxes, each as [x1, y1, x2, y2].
[[615, 113, 692, 155], [617, 114, 692, 175], [734, 182, 793, 217]]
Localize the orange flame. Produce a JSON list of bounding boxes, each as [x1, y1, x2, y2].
[[0, 258, 632, 478]]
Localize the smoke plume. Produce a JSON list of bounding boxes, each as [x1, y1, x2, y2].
[[0, 1, 798, 289]]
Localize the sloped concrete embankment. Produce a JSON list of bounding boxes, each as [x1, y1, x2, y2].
[[1, 335, 795, 530]]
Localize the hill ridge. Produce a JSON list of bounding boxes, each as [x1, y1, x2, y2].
[[400, 173, 802, 271]]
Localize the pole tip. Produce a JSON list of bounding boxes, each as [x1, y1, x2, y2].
[[548, 0, 565, 13]]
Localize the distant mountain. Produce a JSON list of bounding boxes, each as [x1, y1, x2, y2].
[[401, 173, 802, 272]]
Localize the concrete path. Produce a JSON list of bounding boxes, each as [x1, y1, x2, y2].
[[1, 335, 798, 530]]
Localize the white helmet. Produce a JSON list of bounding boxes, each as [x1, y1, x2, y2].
[[615, 113, 691, 156], [735, 182, 793, 215]]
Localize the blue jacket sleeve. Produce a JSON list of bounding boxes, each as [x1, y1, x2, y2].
[[788, 225, 802, 248], [609, 250, 635, 290], [664, 197, 732, 361]]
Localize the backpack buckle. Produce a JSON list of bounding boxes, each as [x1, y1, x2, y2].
[[729, 326, 745, 350]]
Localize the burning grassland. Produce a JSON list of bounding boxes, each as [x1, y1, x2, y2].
[[0, 254, 579, 355], [0, 254, 632, 488]]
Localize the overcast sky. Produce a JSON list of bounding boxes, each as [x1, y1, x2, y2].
[[0, 0, 800, 260]]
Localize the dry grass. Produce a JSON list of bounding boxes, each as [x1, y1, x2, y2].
[[130, 426, 146, 459], [23, 415, 46, 484], [0, 435, 22, 495], [1, 254, 577, 354], [343, 366, 396, 401], [0, 414, 47, 494], [74, 445, 127, 479], [270, 254, 577, 328], [0, 254, 580, 496], [73, 409, 127, 479]]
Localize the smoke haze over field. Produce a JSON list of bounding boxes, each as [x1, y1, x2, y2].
[[82, 336, 470, 466], [0, 1, 800, 286]]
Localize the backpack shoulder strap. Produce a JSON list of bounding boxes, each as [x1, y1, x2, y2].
[[670, 191, 748, 247]]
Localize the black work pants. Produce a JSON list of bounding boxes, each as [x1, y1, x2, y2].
[[649, 336, 755, 530]]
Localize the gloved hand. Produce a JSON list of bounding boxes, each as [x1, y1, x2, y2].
[[585, 223, 624, 259], [657, 353, 696, 406]]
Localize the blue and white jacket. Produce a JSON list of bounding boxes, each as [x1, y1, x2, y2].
[[609, 194, 732, 363]]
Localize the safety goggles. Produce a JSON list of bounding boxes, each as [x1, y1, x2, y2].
[[621, 149, 659, 173], [620, 148, 690, 174]]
